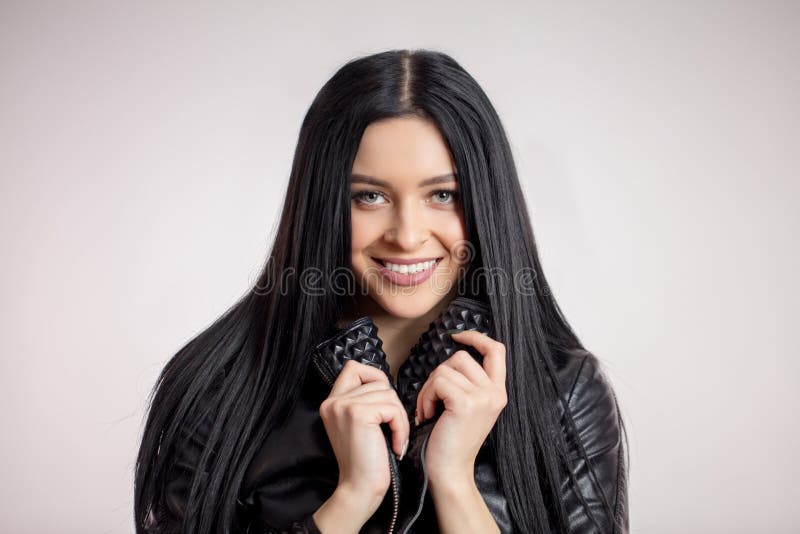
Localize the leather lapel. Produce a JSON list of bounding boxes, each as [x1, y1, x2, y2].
[[309, 315, 394, 387], [310, 296, 494, 423], [395, 296, 494, 421]]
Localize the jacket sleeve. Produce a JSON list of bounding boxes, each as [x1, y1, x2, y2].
[[560, 353, 629, 534], [148, 387, 324, 534]]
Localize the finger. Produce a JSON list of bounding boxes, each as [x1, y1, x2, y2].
[[442, 349, 492, 387], [350, 400, 410, 458], [344, 388, 403, 405], [339, 380, 393, 399], [330, 359, 392, 396], [449, 330, 506, 385], [417, 368, 470, 421]]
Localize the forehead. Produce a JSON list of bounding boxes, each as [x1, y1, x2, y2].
[[352, 117, 456, 181]]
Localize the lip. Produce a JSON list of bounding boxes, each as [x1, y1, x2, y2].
[[372, 256, 442, 265], [370, 257, 443, 286]]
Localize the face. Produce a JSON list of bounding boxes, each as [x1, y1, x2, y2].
[[349, 116, 469, 319]]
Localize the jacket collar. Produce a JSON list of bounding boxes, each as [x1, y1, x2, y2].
[[309, 296, 494, 422]]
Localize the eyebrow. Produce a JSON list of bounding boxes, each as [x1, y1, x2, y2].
[[350, 173, 457, 188]]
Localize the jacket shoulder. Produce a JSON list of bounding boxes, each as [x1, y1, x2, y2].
[[548, 344, 589, 403], [550, 347, 622, 458], [549, 345, 629, 533]]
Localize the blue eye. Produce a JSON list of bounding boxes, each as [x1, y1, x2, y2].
[[431, 189, 459, 204], [351, 190, 387, 205]]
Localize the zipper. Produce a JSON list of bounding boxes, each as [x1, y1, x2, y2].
[[387, 451, 399, 534], [312, 353, 401, 534], [312, 353, 337, 387], [397, 427, 431, 534]]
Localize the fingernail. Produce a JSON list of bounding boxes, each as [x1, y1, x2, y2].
[[414, 409, 420, 426], [400, 438, 408, 460], [445, 329, 463, 335]]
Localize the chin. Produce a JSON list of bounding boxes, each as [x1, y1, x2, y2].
[[368, 288, 452, 319]]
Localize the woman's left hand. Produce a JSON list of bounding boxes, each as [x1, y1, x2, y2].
[[415, 330, 508, 486]]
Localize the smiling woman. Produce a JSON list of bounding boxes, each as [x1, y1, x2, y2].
[[135, 49, 629, 534]]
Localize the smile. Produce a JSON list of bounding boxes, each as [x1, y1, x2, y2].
[[370, 257, 444, 286]]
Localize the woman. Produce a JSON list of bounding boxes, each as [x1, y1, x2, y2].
[[135, 49, 629, 533]]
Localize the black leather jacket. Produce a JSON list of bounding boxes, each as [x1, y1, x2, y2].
[[155, 299, 628, 533]]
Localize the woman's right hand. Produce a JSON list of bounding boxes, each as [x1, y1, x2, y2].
[[318, 359, 410, 513]]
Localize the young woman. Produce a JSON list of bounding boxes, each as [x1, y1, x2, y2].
[[135, 49, 629, 534]]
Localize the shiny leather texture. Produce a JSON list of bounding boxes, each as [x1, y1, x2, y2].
[[153, 297, 628, 533]]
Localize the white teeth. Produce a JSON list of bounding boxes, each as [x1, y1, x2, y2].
[[383, 259, 437, 274]]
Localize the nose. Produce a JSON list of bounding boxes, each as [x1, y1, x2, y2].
[[384, 199, 430, 250]]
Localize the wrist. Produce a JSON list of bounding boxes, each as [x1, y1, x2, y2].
[[428, 479, 500, 534], [427, 456, 475, 490], [313, 484, 382, 534], [313, 487, 366, 534], [428, 469, 477, 499]]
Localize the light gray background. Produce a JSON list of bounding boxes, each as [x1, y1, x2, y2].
[[1, 1, 797, 533]]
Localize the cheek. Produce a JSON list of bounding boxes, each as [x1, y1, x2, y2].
[[350, 211, 381, 254], [437, 213, 468, 254]]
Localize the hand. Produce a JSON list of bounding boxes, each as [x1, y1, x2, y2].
[[415, 330, 508, 485], [319, 360, 410, 513]]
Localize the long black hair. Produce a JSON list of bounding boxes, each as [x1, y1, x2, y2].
[[134, 48, 629, 533]]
